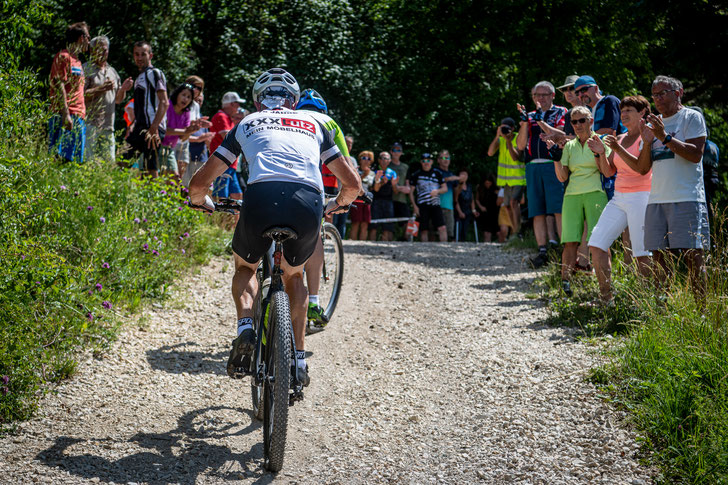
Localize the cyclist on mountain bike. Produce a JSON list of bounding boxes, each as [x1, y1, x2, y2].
[[295, 88, 352, 330], [188, 69, 361, 385]]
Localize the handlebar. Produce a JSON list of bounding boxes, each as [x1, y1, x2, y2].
[[188, 197, 242, 214]]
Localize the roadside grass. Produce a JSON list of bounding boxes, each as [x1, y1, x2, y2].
[[0, 67, 229, 424], [535, 215, 728, 483]]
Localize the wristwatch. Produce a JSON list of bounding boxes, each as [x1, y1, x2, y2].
[[662, 134, 672, 145]]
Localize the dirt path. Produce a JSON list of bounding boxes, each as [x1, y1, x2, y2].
[[0, 241, 654, 484]]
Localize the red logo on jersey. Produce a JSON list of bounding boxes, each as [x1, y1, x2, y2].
[[282, 118, 316, 134]]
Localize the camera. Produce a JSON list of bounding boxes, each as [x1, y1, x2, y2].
[[501, 125, 511, 135]]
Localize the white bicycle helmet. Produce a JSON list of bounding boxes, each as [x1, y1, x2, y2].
[[251, 68, 300, 108]]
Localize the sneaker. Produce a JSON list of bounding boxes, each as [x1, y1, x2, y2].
[[561, 280, 573, 297], [529, 252, 549, 269], [227, 328, 256, 378], [307, 303, 329, 327], [574, 262, 593, 273], [292, 363, 310, 387]]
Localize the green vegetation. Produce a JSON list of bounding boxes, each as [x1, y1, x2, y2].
[[536, 218, 728, 483], [0, 58, 228, 424]]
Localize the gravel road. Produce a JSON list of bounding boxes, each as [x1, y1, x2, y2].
[[0, 241, 655, 484]]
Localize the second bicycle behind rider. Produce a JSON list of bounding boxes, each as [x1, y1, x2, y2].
[[188, 69, 361, 386]]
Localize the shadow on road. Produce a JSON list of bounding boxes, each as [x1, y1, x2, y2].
[[146, 342, 227, 376], [36, 405, 275, 484]]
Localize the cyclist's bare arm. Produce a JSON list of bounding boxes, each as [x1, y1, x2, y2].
[[326, 155, 362, 208], [189, 154, 229, 206]]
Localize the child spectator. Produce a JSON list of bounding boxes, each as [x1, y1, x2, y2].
[[160, 83, 197, 178], [475, 174, 500, 242], [455, 168, 478, 241]]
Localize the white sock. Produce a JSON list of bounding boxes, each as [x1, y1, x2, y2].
[[237, 317, 253, 336], [295, 350, 306, 369], [308, 295, 319, 305]]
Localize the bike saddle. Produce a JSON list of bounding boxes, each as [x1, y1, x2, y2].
[[263, 227, 298, 242]]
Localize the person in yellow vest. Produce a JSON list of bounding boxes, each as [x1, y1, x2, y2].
[[487, 117, 525, 235]]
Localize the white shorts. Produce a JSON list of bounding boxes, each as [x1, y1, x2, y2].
[[588, 190, 651, 257]]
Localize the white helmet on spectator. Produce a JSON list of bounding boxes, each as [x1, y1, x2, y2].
[[252, 68, 300, 110]]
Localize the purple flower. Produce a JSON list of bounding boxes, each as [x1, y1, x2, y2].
[[35, 281, 41, 285], [87, 312, 94, 321], [152, 250, 159, 256], [2, 375, 9, 385], [153, 236, 158, 241], [122, 236, 128, 242], [160, 190, 167, 195], [21, 254, 26, 260], [180, 249, 186, 254], [183, 200, 189, 205], [88, 290, 93, 295], [102, 301, 112, 310], [60, 185, 67, 190], [100, 216, 106, 223], [183, 232, 189, 238], [102, 262, 110, 269], [181, 187, 189, 193], [143, 218, 148, 223], [95, 283, 103, 291], [87, 206, 93, 211], [142, 243, 149, 251], [178, 206, 183, 211], [179, 236, 183, 240], [133, 217, 140, 224], [1, 387, 8, 396]]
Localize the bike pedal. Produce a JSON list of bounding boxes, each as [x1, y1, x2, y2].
[[289, 391, 304, 406]]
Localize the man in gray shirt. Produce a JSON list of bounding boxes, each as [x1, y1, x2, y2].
[[83, 36, 133, 162]]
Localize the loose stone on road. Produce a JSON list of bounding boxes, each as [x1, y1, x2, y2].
[[0, 241, 655, 484]]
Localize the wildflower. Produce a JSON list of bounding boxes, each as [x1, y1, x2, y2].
[[1, 387, 8, 396], [133, 217, 140, 224], [100, 216, 106, 223], [60, 185, 67, 190], [87, 206, 94, 211], [36, 281, 41, 285], [154, 236, 158, 241], [143, 218, 148, 223], [181, 249, 186, 254], [95, 283, 103, 291], [88, 290, 93, 295], [179, 235, 183, 240], [183, 232, 189, 238], [21, 255, 26, 260], [102, 301, 112, 310], [183, 199, 189, 205], [160, 190, 167, 195], [102, 262, 110, 269], [142, 243, 149, 251], [181, 187, 189, 193], [2, 375, 9, 385], [178, 206, 183, 211], [123, 236, 128, 242], [152, 250, 159, 256], [87, 312, 94, 321]]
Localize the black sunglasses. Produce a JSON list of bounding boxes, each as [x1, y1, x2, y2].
[[561, 86, 575, 93], [575, 86, 592, 95], [360, 156, 371, 160], [571, 118, 589, 125]]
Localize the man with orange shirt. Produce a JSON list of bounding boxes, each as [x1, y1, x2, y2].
[[48, 22, 90, 163]]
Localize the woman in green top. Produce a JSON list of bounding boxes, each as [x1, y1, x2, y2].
[[551, 105, 612, 296]]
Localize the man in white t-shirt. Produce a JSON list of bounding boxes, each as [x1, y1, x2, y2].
[[635, 75, 709, 299]]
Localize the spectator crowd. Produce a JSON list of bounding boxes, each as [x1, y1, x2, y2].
[[48, 22, 721, 306]]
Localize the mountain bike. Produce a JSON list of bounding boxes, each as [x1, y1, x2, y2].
[[213, 198, 304, 472], [306, 192, 372, 334]]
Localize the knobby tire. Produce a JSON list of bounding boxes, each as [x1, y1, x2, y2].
[[320, 222, 344, 321], [263, 290, 291, 472]]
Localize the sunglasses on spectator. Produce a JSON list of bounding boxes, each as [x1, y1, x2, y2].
[[391, 148, 402, 152], [571, 117, 589, 125], [575, 86, 593, 95], [360, 156, 371, 160], [181, 83, 195, 91], [422, 158, 433, 162], [439, 156, 450, 160], [652, 89, 676, 100], [560, 86, 575, 93]]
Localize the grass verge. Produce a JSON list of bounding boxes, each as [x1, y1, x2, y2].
[[535, 216, 728, 483]]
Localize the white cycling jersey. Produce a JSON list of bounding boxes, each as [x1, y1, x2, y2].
[[213, 108, 341, 193]]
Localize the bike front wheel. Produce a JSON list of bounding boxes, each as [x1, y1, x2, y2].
[[263, 290, 292, 472], [319, 222, 344, 322]]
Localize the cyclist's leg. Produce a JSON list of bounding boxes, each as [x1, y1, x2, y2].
[[232, 252, 259, 322], [304, 235, 327, 324]]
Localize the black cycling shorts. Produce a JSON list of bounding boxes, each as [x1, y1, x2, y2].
[[232, 181, 323, 266], [417, 203, 445, 231]]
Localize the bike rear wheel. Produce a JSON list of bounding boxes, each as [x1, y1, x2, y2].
[[319, 222, 344, 322], [263, 290, 291, 472]]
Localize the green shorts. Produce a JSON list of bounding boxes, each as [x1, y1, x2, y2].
[[561, 190, 607, 244]]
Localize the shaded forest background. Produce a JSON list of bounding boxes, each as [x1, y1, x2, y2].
[[2, 0, 727, 194]]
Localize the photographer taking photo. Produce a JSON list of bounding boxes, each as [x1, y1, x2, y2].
[[488, 117, 525, 236]]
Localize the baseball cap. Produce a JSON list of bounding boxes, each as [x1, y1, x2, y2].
[[421, 152, 433, 160], [501, 117, 516, 128], [221, 91, 245, 106], [574, 75, 597, 89], [557, 75, 580, 91]]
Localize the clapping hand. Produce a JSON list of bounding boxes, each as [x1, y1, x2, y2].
[[603, 134, 619, 151], [639, 119, 656, 144], [516, 103, 528, 123], [587, 134, 605, 155], [645, 114, 666, 142]]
